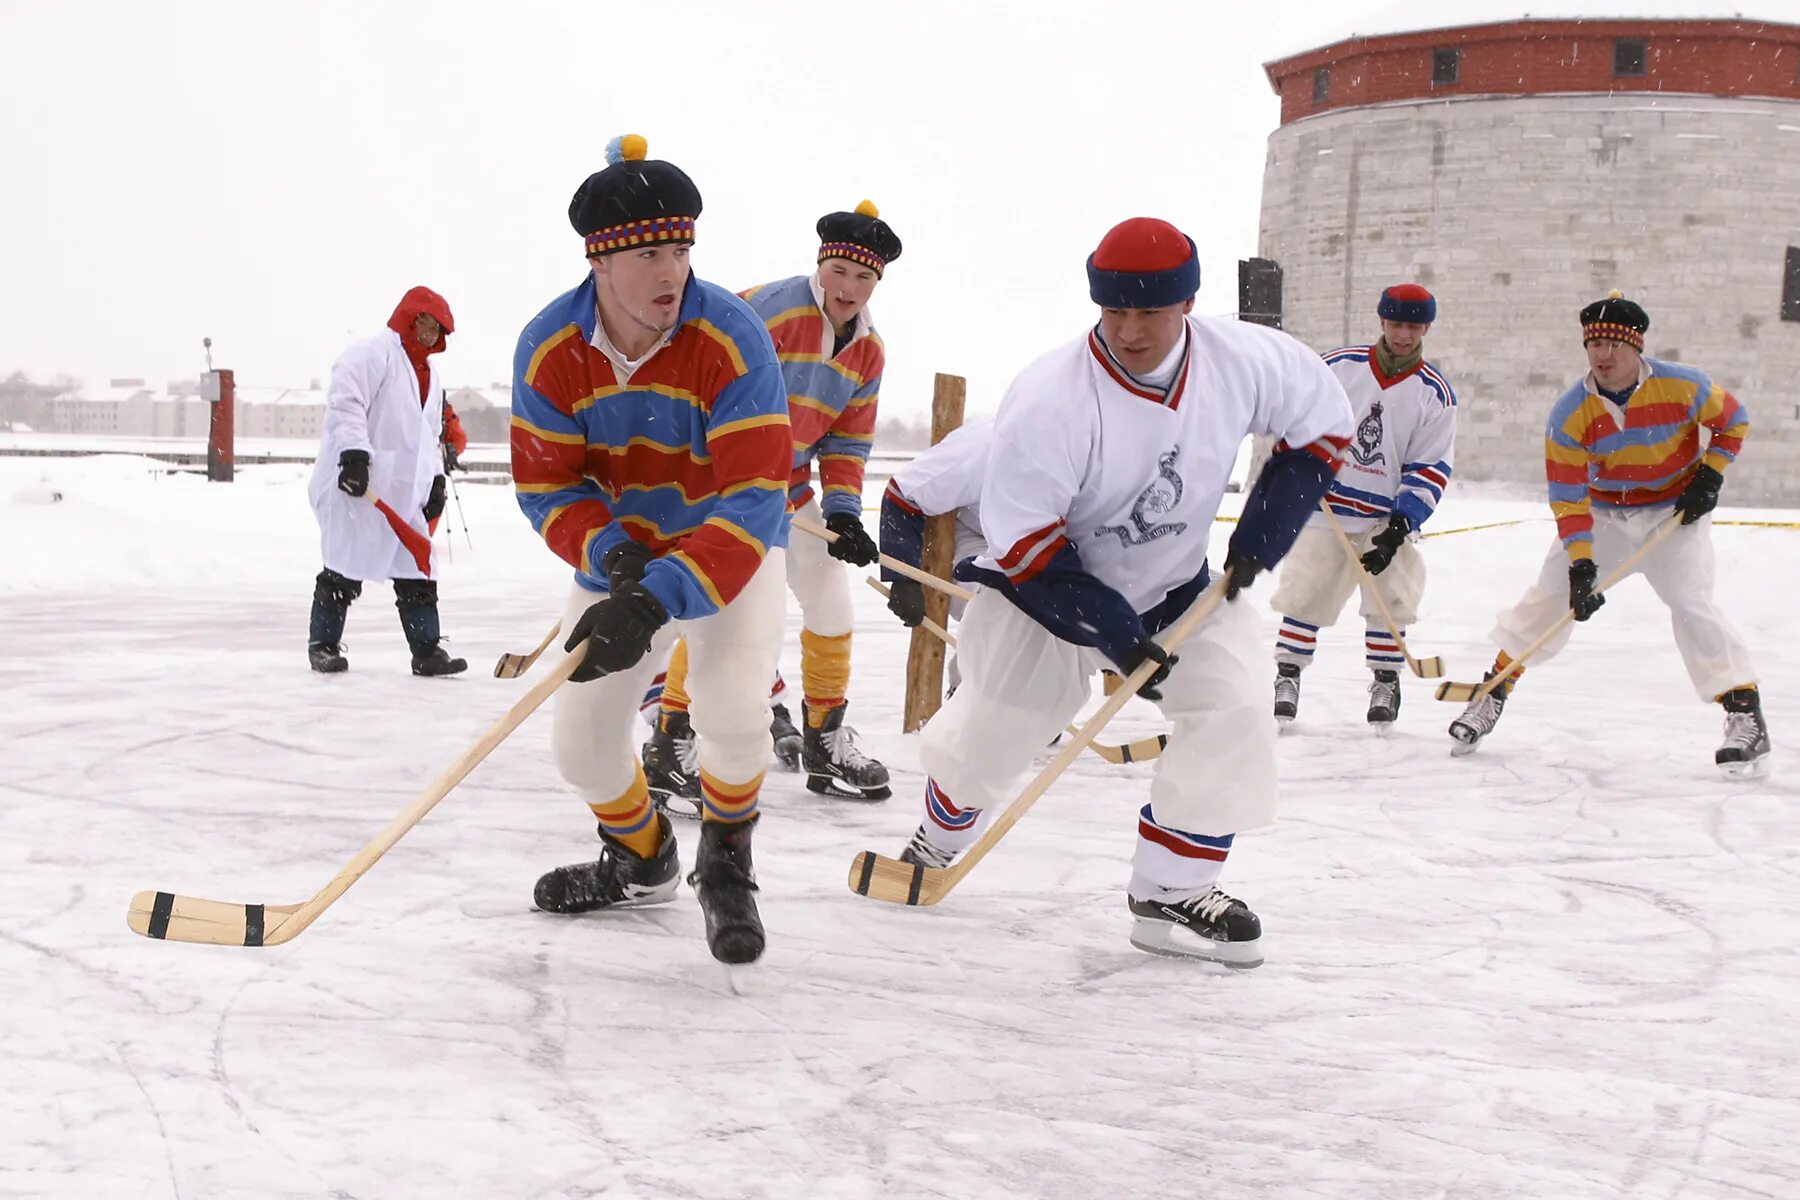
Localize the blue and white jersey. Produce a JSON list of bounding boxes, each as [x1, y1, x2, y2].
[[1316, 346, 1458, 532]]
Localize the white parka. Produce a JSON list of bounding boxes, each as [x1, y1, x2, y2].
[[307, 328, 444, 582]]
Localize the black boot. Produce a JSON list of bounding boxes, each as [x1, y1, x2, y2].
[[1367, 669, 1401, 730], [309, 568, 360, 672], [534, 814, 681, 913], [1717, 687, 1772, 779], [769, 703, 803, 770], [689, 816, 764, 964], [801, 703, 891, 800], [643, 711, 702, 817], [395, 578, 467, 676]]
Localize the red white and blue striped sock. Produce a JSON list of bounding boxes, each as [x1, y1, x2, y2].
[[1365, 625, 1406, 673], [922, 777, 984, 853], [1129, 803, 1234, 899], [1276, 616, 1318, 668]]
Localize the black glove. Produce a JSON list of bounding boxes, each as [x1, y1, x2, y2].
[[1123, 639, 1179, 702], [1568, 559, 1605, 622], [443, 444, 461, 474], [1222, 550, 1263, 602], [337, 449, 370, 497], [602, 539, 655, 591], [824, 511, 879, 567], [1360, 514, 1411, 576], [422, 475, 447, 522], [564, 579, 669, 683], [1673, 464, 1723, 525], [886, 577, 927, 627]]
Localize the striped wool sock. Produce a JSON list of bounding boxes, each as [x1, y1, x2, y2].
[[923, 777, 983, 852], [659, 637, 691, 724], [1275, 616, 1318, 666], [801, 629, 852, 726], [1365, 625, 1406, 673], [590, 768, 662, 859], [699, 769, 762, 824]]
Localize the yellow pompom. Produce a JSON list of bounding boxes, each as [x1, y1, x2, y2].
[[617, 133, 648, 162], [1607, 288, 1623, 300], [854, 199, 880, 218]]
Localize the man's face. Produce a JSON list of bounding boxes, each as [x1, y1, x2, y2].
[[1585, 337, 1642, 390], [593, 244, 692, 334], [819, 257, 880, 330], [1098, 299, 1194, 376], [1379, 318, 1427, 357], [413, 313, 442, 349]]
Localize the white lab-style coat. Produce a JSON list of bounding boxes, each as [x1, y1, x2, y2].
[[307, 330, 442, 581]]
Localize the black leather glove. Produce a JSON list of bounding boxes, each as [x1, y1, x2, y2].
[[1360, 514, 1411, 576], [1673, 464, 1723, 525], [885, 577, 927, 627], [422, 475, 447, 522], [564, 580, 669, 683], [1223, 549, 1262, 602], [1568, 559, 1605, 622], [1123, 639, 1179, 702], [602, 540, 655, 591], [823, 511, 879, 567], [337, 449, 370, 497]]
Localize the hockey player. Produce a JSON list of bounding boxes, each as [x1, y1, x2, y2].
[[1448, 292, 1770, 777], [1269, 284, 1456, 730], [644, 202, 902, 803], [511, 136, 793, 965], [894, 218, 1354, 968], [306, 286, 467, 677]]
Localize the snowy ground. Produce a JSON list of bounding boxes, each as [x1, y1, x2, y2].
[[2, 455, 1795, 1199]]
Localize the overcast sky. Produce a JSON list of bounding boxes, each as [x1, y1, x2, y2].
[[0, 0, 1779, 420]]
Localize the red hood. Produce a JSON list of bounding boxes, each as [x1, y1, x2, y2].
[[388, 286, 454, 356]]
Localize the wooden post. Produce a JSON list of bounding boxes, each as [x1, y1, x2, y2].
[[902, 373, 966, 733]]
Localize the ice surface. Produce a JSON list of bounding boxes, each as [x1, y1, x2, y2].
[[2, 454, 1795, 1198]]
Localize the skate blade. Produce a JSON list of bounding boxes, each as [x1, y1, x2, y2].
[[1128, 917, 1263, 970], [806, 777, 892, 801], [1717, 756, 1770, 781], [1369, 720, 1395, 738], [1448, 735, 1480, 757], [719, 960, 760, 995]]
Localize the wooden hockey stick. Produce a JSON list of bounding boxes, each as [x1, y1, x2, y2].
[[862, 576, 1170, 766], [848, 572, 1231, 907], [127, 645, 586, 946], [1434, 515, 1683, 703], [1317, 501, 1444, 679], [494, 621, 562, 679], [792, 515, 974, 601]]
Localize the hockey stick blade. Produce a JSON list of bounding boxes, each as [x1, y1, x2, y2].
[[493, 620, 562, 679], [848, 850, 950, 907], [1434, 680, 1480, 703], [1413, 655, 1446, 679], [127, 891, 303, 947], [1064, 725, 1170, 765]]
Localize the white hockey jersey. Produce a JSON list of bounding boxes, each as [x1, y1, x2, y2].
[[1316, 347, 1457, 533], [976, 317, 1354, 612], [887, 418, 994, 550]]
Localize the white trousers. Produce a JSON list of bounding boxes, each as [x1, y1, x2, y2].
[[1269, 522, 1425, 631], [785, 499, 855, 637], [918, 588, 1277, 893], [1493, 509, 1756, 701], [552, 549, 787, 806]]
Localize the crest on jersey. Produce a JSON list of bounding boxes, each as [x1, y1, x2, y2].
[[1350, 401, 1386, 467], [1096, 445, 1189, 547]]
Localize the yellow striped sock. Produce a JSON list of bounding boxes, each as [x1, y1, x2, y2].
[[589, 768, 662, 858], [801, 629, 852, 723], [699, 769, 762, 824], [660, 637, 691, 723]]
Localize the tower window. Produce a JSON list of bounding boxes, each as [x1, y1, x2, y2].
[[1782, 246, 1800, 322], [1432, 47, 1460, 85], [1313, 67, 1330, 102], [1614, 39, 1647, 77]]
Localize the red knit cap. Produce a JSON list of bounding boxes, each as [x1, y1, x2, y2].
[[1087, 218, 1199, 308]]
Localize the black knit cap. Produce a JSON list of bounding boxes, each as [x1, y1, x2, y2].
[[1579, 290, 1649, 350], [567, 135, 703, 258], [817, 200, 902, 276]]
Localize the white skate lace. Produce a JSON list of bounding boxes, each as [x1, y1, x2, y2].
[[1177, 887, 1239, 923], [1368, 676, 1399, 706], [1721, 711, 1763, 752], [904, 827, 956, 869], [674, 733, 700, 775], [1457, 693, 1504, 732], [1274, 675, 1300, 706], [827, 724, 875, 768]]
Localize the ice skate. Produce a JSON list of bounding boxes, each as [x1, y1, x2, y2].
[[643, 712, 703, 818], [1128, 886, 1263, 969], [1716, 688, 1771, 780], [308, 643, 348, 674], [410, 644, 468, 677], [769, 703, 803, 771], [689, 816, 764, 965], [533, 815, 680, 914], [1448, 672, 1511, 756], [1367, 669, 1401, 734], [802, 703, 891, 800], [897, 824, 957, 870], [1273, 663, 1301, 725]]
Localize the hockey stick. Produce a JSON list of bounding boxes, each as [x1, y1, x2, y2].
[[848, 571, 1231, 907], [1317, 501, 1444, 678], [791, 515, 974, 601], [861, 576, 1170, 766], [1434, 515, 1683, 703], [127, 645, 586, 946], [494, 621, 562, 679]]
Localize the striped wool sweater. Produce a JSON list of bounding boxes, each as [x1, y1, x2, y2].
[[1545, 357, 1748, 560], [739, 274, 883, 517], [510, 274, 791, 619]]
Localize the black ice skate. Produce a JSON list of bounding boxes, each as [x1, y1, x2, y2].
[[1448, 672, 1511, 756], [308, 643, 348, 674], [1367, 669, 1401, 733], [898, 824, 957, 870], [533, 814, 680, 914], [688, 816, 764, 965], [802, 704, 891, 800], [643, 712, 703, 818], [1128, 886, 1264, 969], [769, 703, 803, 771], [1273, 663, 1301, 724], [1716, 688, 1772, 780], [411, 645, 469, 677]]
